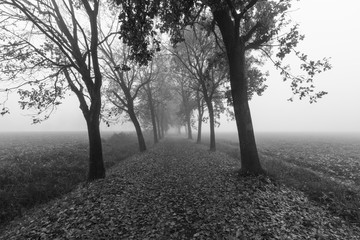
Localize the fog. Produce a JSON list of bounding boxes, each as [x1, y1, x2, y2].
[[1, 0, 359, 134]]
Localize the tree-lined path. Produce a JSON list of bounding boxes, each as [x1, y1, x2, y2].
[[1, 137, 359, 239]]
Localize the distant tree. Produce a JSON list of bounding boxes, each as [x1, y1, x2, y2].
[[113, 0, 331, 175], [136, 54, 172, 142], [156, 102, 168, 139], [172, 64, 197, 140], [100, 40, 150, 152], [0, 0, 113, 181], [170, 23, 228, 151], [155, 82, 173, 139], [142, 79, 159, 143], [195, 86, 206, 144], [149, 56, 172, 140]]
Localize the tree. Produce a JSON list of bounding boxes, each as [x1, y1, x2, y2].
[[169, 23, 228, 151], [136, 53, 172, 142], [137, 80, 160, 143], [195, 86, 205, 144], [113, 0, 331, 175], [154, 81, 173, 139], [0, 0, 108, 181], [172, 64, 197, 140], [143, 80, 159, 143], [101, 41, 150, 152]]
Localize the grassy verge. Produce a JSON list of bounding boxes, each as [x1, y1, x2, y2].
[[260, 154, 360, 224], [0, 131, 152, 227], [206, 139, 360, 226]]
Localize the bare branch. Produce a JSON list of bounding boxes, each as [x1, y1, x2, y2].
[[239, 0, 259, 20]]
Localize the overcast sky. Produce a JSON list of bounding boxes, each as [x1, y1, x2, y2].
[[0, 0, 359, 133]]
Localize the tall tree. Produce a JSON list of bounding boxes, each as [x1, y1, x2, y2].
[[0, 0, 108, 181], [113, 0, 331, 175]]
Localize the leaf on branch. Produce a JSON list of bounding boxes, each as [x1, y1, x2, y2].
[[276, 24, 304, 60], [0, 107, 10, 116]]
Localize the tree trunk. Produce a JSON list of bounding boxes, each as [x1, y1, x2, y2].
[[213, 9, 264, 175], [128, 109, 147, 152], [207, 99, 216, 151], [197, 113, 202, 144], [156, 113, 162, 139], [196, 91, 203, 144], [146, 85, 158, 143], [229, 44, 263, 175], [150, 107, 158, 143], [160, 112, 165, 138], [186, 112, 192, 139], [86, 116, 105, 181]]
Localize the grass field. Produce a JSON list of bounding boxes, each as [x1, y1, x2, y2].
[[202, 131, 360, 225], [0, 131, 152, 227], [1, 130, 359, 228]]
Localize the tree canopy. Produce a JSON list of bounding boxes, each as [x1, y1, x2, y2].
[[114, 0, 330, 102]]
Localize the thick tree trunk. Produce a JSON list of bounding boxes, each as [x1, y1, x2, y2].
[[128, 109, 147, 152], [213, 9, 264, 175], [86, 116, 105, 181], [207, 100, 216, 151], [229, 44, 263, 175]]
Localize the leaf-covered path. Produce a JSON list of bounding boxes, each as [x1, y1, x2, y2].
[[1, 137, 360, 239]]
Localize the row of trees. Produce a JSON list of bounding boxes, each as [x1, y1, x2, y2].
[[114, 0, 331, 175], [0, 0, 330, 180], [0, 0, 229, 180]]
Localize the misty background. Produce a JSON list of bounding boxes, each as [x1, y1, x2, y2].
[[1, 0, 359, 134]]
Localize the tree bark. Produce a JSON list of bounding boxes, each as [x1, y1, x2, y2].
[[160, 110, 165, 138], [196, 91, 203, 144], [196, 116, 202, 143], [206, 99, 216, 151], [213, 9, 264, 175], [150, 107, 158, 143], [229, 43, 263, 175], [186, 112, 192, 139], [128, 109, 147, 152], [86, 114, 105, 181], [201, 83, 216, 151], [146, 85, 158, 143], [197, 111, 202, 144], [156, 112, 162, 139]]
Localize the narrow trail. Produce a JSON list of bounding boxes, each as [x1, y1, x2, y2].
[[1, 137, 360, 239]]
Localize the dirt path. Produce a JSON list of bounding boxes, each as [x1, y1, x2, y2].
[[1, 136, 360, 239]]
